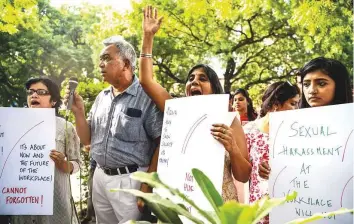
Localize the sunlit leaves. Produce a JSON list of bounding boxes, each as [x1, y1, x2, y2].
[[0, 0, 39, 34], [289, 0, 352, 60]]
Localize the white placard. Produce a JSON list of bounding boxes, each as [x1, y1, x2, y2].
[[0, 108, 56, 215], [157, 95, 234, 222], [269, 103, 354, 223]]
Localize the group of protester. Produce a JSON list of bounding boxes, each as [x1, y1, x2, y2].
[[3, 6, 353, 224], [227, 57, 352, 224]]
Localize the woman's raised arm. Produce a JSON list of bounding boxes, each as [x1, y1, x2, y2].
[[140, 6, 172, 112]]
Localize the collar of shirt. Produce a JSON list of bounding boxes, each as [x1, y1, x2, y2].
[[103, 75, 138, 97]]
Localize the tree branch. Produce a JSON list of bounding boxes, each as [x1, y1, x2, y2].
[[225, 24, 248, 39], [167, 10, 213, 46], [217, 17, 294, 55], [154, 60, 184, 83], [232, 47, 266, 79], [244, 70, 297, 90]]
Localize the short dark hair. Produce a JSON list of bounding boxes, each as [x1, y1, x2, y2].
[[260, 81, 300, 117], [25, 77, 62, 115], [234, 88, 257, 121], [299, 57, 353, 108], [186, 64, 224, 94]]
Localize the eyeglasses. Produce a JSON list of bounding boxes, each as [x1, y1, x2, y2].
[[26, 89, 50, 96]]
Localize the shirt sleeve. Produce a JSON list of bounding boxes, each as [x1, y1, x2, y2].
[[143, 103, 164, 140], [67, 121, 81, 165], [87, 92, 101, 127]]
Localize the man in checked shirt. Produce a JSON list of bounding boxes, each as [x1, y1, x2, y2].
[[66, 36, 163, 224]]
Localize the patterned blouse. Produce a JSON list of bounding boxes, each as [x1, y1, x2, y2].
[[222, 151, 238, 202], [244, 121, 269, 224], [12, 117, 80, 224]]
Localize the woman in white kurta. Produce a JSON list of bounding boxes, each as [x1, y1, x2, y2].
[[12, 77, 80, 224]]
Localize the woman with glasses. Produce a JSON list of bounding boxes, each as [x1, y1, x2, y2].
[[139, 6, 251, 202], [245, 81, 300, 224], [12, 77, 80, 224]]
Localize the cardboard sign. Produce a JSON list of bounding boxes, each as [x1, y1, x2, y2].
[[0, 108, 56, 215], [157, 95, 235, 222], [269, 103, 353, 223]]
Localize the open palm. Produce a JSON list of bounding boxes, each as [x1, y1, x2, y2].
[[143, 6, 163, 35]]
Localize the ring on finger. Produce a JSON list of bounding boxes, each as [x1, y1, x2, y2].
[[222, 128, 226, 134]]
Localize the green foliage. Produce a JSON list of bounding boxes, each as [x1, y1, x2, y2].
[[192, 168, 223, 213], [3, 0, 350, 105], [114, 169, 289, 223], [143, 199, 184, 224], [0, 0, 40, 34], [115, 169, 353, 224], [0, 0, 98, 107], [289, 0, 352, 63], [124, 0, 352, 97]]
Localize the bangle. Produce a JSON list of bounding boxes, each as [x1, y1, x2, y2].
[[140, 53, 152, 58]]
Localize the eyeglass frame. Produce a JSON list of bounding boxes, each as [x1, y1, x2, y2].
[[26, 89, 50, 96]]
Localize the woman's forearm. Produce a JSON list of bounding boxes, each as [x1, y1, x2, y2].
[[230, 148, 252, 183], [139, 34, 154, 85], [139, 33, 172, 112], [228, 117, 251, 182]]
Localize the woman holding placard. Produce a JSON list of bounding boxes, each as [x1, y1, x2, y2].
[[259, 57, 354, 181], [245, 81, 300, 224], [139, 6, 251, 202], [12, 77, 80, 224]]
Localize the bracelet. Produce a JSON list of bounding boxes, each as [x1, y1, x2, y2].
[[140, 53, 153, 58]]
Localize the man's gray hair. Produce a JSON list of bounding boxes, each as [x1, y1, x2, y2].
[[102, 36, 137, 71]]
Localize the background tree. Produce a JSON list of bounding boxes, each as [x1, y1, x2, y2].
[[0, 0, 98, 107], [122, 0, 352, 102]]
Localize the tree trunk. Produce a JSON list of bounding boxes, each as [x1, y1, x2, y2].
[[223, 58, 235, 93], [224, 77, 231, 93]]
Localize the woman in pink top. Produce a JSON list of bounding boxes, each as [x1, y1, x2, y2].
[[244, 81, 300, 224]]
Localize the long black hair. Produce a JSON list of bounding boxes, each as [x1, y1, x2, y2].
[[25, 77, 62, 115], [259, 81, 300, 117], [298, 57, 353, 108], [186, 64, 224, 94], [234, 88, 257, 121]]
